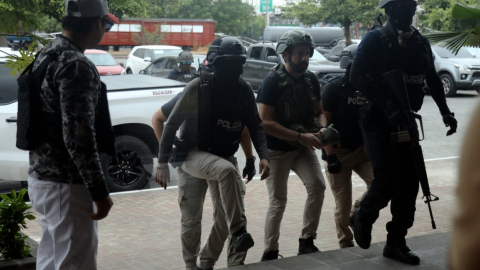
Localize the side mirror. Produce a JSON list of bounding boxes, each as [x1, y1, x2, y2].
[[119, 63, 124, 67], [327, 56, 340, 62], [144, 57, 152, 62], [139, 70, 146, 74], [266, 56, 280, 63]]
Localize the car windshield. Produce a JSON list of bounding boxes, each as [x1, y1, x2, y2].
[[433, 46, 474, 59], [310, 50, 328, 62], [85, 53, 118, 66], [153, 49, 183, 60], [464, 47, 480, 58], [0, 62, 19, 105]]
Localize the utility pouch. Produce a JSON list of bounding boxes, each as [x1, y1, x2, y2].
[[390, 130, 411, 144], [169, 136, 192, 168]]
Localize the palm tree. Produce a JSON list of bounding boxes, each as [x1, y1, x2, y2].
[[424, 2, 480, 55]]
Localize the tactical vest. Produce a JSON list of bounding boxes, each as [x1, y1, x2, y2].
[[329, 75, 366, 149], [173, 66, 196, 83], [273, 64, 320, 132], [197, 73, 250, 157], [374, 24, 431, 112]]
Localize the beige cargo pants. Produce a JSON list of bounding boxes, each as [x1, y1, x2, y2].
[[180, 148, 246, 270], [264, 148, 326, 253], [324, 145, 373, 248]]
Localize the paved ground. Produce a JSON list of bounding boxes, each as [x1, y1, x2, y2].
[[23, 158, 458, 270], [222, 232, 450, 270]]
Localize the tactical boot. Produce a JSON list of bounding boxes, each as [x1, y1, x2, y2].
[[261, 250, 282, 261], [383, 244, 421, 265], [298, 237, 320, 255], [231, 227, 255, 253], [349, 208, 372, 249]]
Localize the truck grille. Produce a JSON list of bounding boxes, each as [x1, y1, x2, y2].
[[472, 72, 480, 79], [470, 66, 480, 71]]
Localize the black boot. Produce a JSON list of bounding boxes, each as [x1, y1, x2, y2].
[[298, 237, 320, 255], [383, 244, 420, 265], [261, 250, 282, 261], [231, 227, 254, 253], [195, 266, 213, 270], [349, 208, 372, 249]]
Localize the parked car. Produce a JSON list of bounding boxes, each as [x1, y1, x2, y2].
[[243, 43, 345, 91], [316, 38, 362, 59], [125, 45, 183, 75], [432, 46, 480, 96], [139, 54, 205, 78], [85, 49, 124, 75], [0, 72, 187, 192]]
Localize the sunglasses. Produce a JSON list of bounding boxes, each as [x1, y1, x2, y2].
[[104, 16, 114, 32], [180, 62, 192, 65]]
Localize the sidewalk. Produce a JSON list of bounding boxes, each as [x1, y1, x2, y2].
[[23, 158, 458, 270]]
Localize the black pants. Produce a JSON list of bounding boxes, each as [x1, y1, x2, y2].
[[359, 125, 420, 245]]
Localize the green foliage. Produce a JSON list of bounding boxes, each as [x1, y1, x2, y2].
[[132, 24, 168, 45], [0, 0, 41, 34], [3, 42, 38, 76], [253, 15, 266, 40], [0, 189, 36, 260], [281, 0, 322, 27], [421, 0, 478, 31]]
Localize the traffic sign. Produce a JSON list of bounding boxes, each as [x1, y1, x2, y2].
[[260, 0, 273, 13]]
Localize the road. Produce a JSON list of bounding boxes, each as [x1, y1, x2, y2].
[[1, 89, 478, 194]]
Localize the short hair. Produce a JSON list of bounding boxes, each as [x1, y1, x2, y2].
[[61, 16, 105, 34]]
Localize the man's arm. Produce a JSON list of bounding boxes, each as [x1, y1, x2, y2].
[[322, 110, 335, 155], [152, 108, 168, 142], [240, 127, 254, 159], [58, 60, 109, 202]]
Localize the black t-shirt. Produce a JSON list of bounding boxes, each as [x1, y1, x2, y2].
[[322, 75, 364, 149], [161, 92, 182, 118], [256, 65, 321, 151]]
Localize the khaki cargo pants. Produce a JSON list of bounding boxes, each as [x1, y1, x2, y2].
[[264, 148, 326, 253], [180, 148, 246, 269], [324, 145, 373, 248]]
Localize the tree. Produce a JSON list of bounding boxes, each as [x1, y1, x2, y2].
[[132, 24, 168, 45], [421, 0, 477, 32], [281, 0, 321, 27], [424, 2, 480, 54], [0, 0, 41, 46], [253, 15, 266, 40]]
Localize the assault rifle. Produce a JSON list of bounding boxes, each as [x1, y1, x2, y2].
[[383, 69, 439, 229]]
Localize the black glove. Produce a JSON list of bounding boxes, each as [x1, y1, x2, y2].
[[327, 154, 342, 174], [243, 157, 256, 180], [384, 101, 404, 127], [443, 113, 457, 136]]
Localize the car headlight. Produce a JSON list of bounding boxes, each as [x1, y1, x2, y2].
[[454, 64, 471, 71]]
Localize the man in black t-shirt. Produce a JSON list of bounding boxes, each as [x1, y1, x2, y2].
[[256, 30, 327, 261], [152, 92, 257, 269], [321, 44, 373, 249]]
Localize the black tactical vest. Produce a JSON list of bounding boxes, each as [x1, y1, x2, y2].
[[173, 66, 196, 83], [197, 73, 250, 157], [375, 24, 431, 112], [273, 64, 319, 131]]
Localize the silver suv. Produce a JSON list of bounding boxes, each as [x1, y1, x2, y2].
[[432, 46, 480, 97]]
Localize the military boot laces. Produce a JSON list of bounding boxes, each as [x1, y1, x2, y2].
[[383, 244, 421, 265], [298, 237, 320, 255], [261, 250, 283, 261], [349, 208, 372, 249]]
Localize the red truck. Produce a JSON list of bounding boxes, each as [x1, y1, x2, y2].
[[98, 18, 216, 50]]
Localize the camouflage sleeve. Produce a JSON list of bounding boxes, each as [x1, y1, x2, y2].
[[56, 60, 109, 201]]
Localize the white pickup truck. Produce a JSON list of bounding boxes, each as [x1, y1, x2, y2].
[[0, 61, 186, 191]]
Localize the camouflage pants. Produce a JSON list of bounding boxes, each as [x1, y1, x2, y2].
[[178, 150, 246, 269]]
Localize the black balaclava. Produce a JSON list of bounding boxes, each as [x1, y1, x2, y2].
[[213, 58, 243, 81], [387, 2, 416, 32], [286, 48, 309, 74]]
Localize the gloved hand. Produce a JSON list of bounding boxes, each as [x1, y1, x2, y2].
[[327, 154, 342, 174], [443, 113, 457, 136], [384, 101, 404, 127], [243, 156, 256, 181]]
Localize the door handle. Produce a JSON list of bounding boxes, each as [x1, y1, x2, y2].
[[6, 117, 17, 123]]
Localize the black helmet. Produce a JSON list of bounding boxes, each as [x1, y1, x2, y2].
[[379, 0, 417, 8], [339, 44, 359, 69], [206, 36, 247, 66], [177, 51, 194, 63], [276, 30, 315, 57]]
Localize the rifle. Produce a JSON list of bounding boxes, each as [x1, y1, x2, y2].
[[383, 69, 439, 229]]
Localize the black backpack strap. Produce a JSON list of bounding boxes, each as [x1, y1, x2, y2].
[[197, 74, 213, 151]]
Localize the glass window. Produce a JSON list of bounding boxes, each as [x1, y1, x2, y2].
[[134, 49, 144, 58], [161, 25, 171, 32], [182, 25, 193, 32], [0, 63, 19, 105], [153, 49, 182, 60], [171, 25, 182, 33], [144, 49, 152, 59], [85, 53, 118, 66], [250, 47, 263, 60], [130, 24, 142, 32], [265, 48, 277, 60], [310, 49, 328, 62], [165, 59, 177, 70], [118, 24, 130, 32], [150, 59, 165, 74], [193, 25, 203, 33], [433, 46, 473, 58]]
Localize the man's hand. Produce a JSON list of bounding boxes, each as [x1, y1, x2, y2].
[[243, 157, 256, 182], [327, 154, 342, 174], [155, 163, 170, 189], [443, 113, 458, 136], [258, 159, 271, 181], [299, 133, 324, 150], [91, 195, 114, 220]]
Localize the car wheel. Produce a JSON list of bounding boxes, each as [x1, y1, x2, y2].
[[126, 68, 133, 74], [440, 74, 457, 97], [100, 136, 153, 192]]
